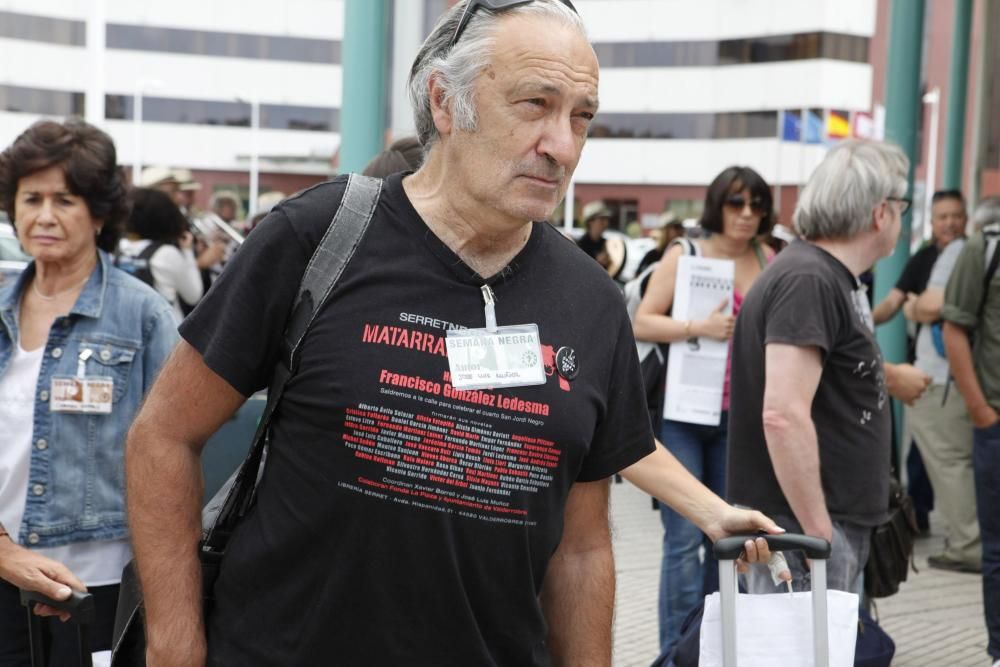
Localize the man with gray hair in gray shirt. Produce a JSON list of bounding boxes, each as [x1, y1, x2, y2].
[[727, 140, 930, 593]]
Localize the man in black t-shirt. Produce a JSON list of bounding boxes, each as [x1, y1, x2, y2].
[[123, 3, 779, 665], [729, 140, 917, 593], [871, 189, 966, 326]]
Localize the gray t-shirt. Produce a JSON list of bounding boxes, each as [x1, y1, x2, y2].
[[915, 239, 966, 385], [728, 241, 891, 527]]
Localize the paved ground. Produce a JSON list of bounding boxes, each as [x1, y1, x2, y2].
[[609, 479, 990, 666]]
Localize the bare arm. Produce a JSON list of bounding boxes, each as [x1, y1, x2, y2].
[[872, 288, 906, 325], [943, 321, 1000, 428], [761, 344, 831, 541], [621, 445, 785, 570], [125, 340, 247, 667], [540, 479, 614, 667], [633, 243, 734, 343], [903, 287, 944, 324], [621, 444, 783, 542], [884, 362, 931, 405]]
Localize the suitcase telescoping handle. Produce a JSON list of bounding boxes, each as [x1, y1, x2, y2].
[[713, 533, 833, 667], [19, 588, 96, 667]]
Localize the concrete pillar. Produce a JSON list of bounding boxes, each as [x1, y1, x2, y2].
[[943, 0, 974, 190], [340, 0, 389, 173], [877, 0, 926, 455]]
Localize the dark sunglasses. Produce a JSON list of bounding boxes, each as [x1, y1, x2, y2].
[[723, 194, 767, 215], [450, 0, 579, 48], [886, 196, 912, 215]]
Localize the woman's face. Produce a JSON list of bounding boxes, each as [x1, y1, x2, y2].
[[14, 165, 101, 265], [720, 186, 764, 242]]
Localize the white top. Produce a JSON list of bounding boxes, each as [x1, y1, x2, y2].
[[915, 239, 966, 385], [0, 342, 131, 586], [119, 238, 203, 322]]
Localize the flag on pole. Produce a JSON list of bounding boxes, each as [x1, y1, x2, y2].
[[804, 109, 824, 144], [780, 110, 801, 141], [827, 109, 850, 140]]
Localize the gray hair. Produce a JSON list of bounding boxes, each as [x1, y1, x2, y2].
[[793, 139, 909, 240], [971, 196, 1000, 231], [407, 0, 586, 151]]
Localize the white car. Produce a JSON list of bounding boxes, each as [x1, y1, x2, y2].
[[0, 218, 30, 287]]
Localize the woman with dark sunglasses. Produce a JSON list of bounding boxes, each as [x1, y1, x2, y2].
[[633, 165, 775, 656]]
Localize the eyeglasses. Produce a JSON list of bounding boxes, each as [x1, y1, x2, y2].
[[886, 197, 912, 215], [723, 194, 767, 216], [450, 0, 579, 49]]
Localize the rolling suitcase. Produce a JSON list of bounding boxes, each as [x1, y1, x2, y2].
[[711, 534, 843, 667], [19, 588, 96, 667]]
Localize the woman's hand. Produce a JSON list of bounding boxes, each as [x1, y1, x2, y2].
[[698, 297, 736, 341], [0, 539, 86, 621], [179, 231, 195, 251]]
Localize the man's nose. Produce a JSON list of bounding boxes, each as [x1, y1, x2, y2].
[[538, 115, 579, 168]]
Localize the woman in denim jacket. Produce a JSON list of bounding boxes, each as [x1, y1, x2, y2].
[[0, 119, 178, 664]]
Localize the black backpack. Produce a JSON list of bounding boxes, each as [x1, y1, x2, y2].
[[115, 241, 166, 289]]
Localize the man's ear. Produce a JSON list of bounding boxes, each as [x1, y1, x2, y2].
[[870, 201, 887, 233], [428, 73, 453, 138]]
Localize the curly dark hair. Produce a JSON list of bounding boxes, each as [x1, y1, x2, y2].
[[699, 165, 774, 238], [126, 187, 188, 245], [0, 118, 129, 252]]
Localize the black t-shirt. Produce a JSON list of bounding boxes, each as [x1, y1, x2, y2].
[[727, 241, 890, 527], [181, 173, 654, 666], [895, 243, 939, 294], [576, 232, 605, 260]]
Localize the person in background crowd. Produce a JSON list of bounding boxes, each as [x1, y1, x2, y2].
[[637, 212, 684, 274], [209, 190, 241, 227], [171, 168, 201, 219], [729, 140, 930, 600], [872, 190, 967, 325], [577, 200, 612, 269], [873, 189, 967, 535], [942, 196, 1000, 667], [362, 136, 424, 177], [633, 165, 775, 655], [119, 188, 204, 322], [0, 119, 178, 664], [891, 193, 979, 572]]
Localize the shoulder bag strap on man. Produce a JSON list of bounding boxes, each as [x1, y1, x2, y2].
[[202, 173, 383, 552]]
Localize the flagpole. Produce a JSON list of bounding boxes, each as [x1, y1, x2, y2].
[[775, 111, 783, 218]]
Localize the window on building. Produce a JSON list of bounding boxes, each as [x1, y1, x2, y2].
[[105, 94, 339, 132], [105, 24, 340, 64], [0, 84, 84, 116], [594, 32, 868, 68], [589, 111, 778, 140], [0, 11, 85, 46]]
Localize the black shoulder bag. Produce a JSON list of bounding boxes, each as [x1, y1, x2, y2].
[[109, 174, 383, 665]]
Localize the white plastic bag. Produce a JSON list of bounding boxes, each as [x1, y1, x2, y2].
[[699, 589, 859, 667]]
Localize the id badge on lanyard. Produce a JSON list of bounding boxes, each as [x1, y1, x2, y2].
[[445, 285, 546, 391], [50, 348, 113, 414]]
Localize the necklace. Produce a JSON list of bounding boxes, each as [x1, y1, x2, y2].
[[31, 276, 90, 301]]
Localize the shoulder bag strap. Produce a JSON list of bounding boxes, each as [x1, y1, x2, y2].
[[976, 229, 1000, 322], [203, 174, 383, 550], [751, 239, 768, 269]]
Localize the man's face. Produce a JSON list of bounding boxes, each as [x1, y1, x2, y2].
[[443, 14, 599, 223], [930, 197, 966, 246], [588, 215, 609, 238]]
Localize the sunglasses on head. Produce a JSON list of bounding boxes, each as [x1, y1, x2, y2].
[[723, 194, 767, 215], [450, 0, 579, 48]]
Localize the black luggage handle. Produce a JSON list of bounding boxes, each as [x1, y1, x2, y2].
[[20, 588, 96, 624], [714, 533, 831, 560]]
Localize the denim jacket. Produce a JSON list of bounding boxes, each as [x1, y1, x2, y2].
[[0, 251, 178, 547]]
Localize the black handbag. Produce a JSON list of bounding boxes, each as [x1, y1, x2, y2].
[[863, 476, 919, 599], [109, 174, 383, 665]]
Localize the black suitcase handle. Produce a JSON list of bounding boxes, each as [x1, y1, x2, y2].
[[714, 533, 831, 560], [20, 588, 96, 624], [19, 588, 96, 667]]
